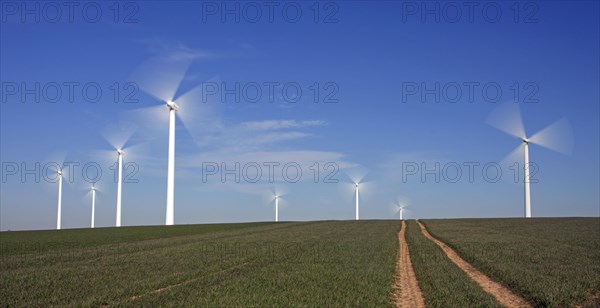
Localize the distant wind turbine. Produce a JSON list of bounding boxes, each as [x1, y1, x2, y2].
[[275, 195, 279, 222], [393, 199, 408, 221], [487, 103, 573, 218], [266, 186, 287, 222], [56, 169, 64, 230], [355, 182, 360, 220], [341, 166, 370, 221], [116, 149, 123, 227], [90, 186, 97, 228]]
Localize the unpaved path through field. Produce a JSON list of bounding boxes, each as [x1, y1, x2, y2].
[[392, 221, 425, 308], [416, 221, 531, 308]]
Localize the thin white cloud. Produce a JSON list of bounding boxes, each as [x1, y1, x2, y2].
[[240, 120, 326, 131], [249, 132, 311, 145], [137, 38, 215, 61]]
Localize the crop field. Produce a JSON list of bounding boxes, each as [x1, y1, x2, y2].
[[422, 218, 600, 307], [0, 221, 399, 306], [1, 218, 599, 307]]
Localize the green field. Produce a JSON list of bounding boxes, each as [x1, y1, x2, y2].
[[1, 218, 598, 306], [0, 221, 399, 306], [422, 218, 600, 307]]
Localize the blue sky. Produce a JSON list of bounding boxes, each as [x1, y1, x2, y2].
[[1, 1, 598, 230]]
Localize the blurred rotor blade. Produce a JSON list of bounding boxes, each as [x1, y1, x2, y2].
[[89, 149, 118, 169], [44, 151, 67, 169], [529, 118, 573, 155], [101, 121, 138, 151], [497, 144, 526, 185], [486, 102, 526, 139], [340, 165, 370, 184], [173, 77, 224, 144], [501, 143, 524, 167], [268, 185, 288, 199], [129, 56, 192, 103], [356, 181, 375, 199], [396, 196, 410, 208], [121, 105, 169, 143]]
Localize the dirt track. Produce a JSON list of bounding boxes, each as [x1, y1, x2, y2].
[[416, 221, 531, 308], [392, 221, 425, 308]]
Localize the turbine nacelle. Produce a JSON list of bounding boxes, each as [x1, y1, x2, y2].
[[522, 138, 529, 144], [117, 149, 124, 156], [166, 101, 180, 111]]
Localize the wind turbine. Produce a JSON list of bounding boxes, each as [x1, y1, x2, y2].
[[354, 183, 359, 220], [341, 166, 370, 221], [90, 186, 97, 228], [116, 149, 124, 227], [487, 103, 573, 218], [398, 205, 405, 220], [393, 199, 409, 221], [275, 195, 279, 222], [97, 121, 140, 228], [129, 57, 218, 226], [45, 153, 68, 230], [56, 169, 64, 230], [267, 187, 287, 222]]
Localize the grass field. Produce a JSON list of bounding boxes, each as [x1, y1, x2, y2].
[[422, 218, 600, 307], [404, 220, 502, 307], [2, 218, 599, 306], [0, 221, 399, 306]]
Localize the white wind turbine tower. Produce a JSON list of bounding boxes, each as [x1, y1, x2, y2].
[[56, 169, 64, 230], [116, 149, 124, 227], [355, 183, 359, 220], [487, 103, 573, 218], [275, 195, 280, 222], [45, 154, 68, 230], [130, 57, 218, 226], [90, 186, 97, 228]]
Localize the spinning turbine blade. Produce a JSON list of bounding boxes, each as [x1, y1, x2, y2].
[[529, 118, 573, 155], [500, 144, 525, 169], [341, 165, 370, 185], [101, 121, 138, 151], [130, 56, 192, 103], [171, 77, 223, 144], [486, 102, 526, 139], [123, 105, 170, 141]]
